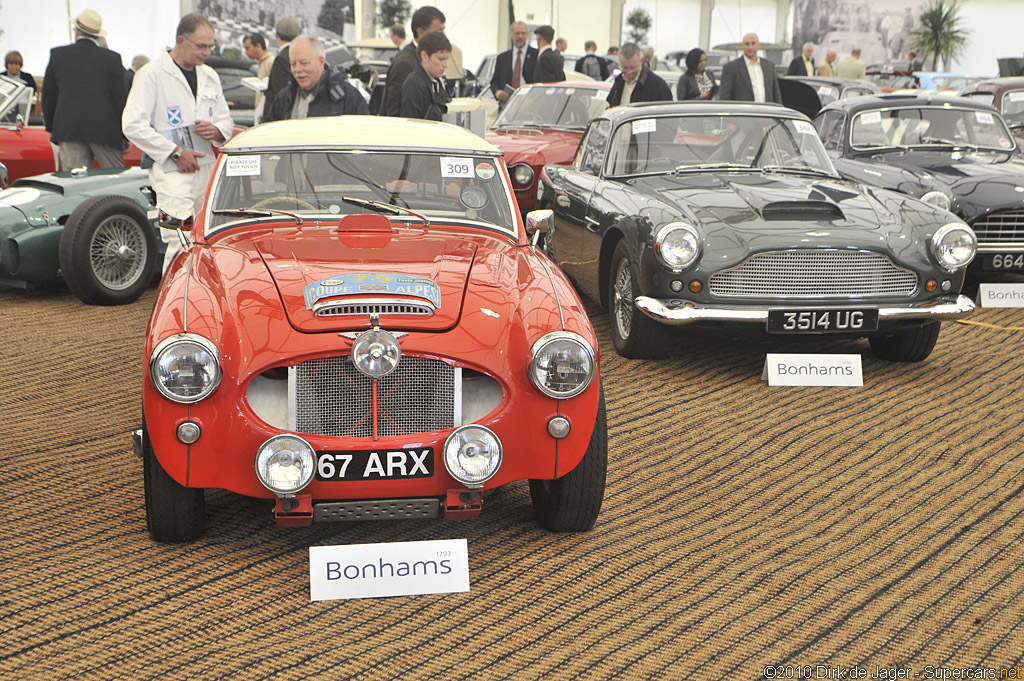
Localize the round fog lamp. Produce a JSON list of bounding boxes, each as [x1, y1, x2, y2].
[[547, 417, 571, 439], [443, 425, 502, 487], [255, 435, 315, 494], [351, 327, 401, 378], [176, 422, 202, 445]]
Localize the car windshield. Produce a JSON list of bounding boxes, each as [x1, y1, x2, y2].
[[0, 76, 31, 123], [815, 85, 840, 105], [1000, 90, 1024, 127], [931, 76, 979, 91], [604, 114, 835, 177], [207, 150, 516, 235], [493, 85, 608, 130], [868, 73, 916, 89], [850, 106, 1016, 150]]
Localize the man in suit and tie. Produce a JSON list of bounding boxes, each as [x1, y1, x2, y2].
[[787, 42, 816, 76], [380, 5, 446, 116], [491, 21, 536, 104], [717, 32, 782, 104], [42, 9, 128, 169], [532, 25, 565, 83]]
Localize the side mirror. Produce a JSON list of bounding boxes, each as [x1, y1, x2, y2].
[[525, 209, 553, 246]]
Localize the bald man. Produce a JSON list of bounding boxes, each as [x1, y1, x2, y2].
[[717, 32, 782, 104]]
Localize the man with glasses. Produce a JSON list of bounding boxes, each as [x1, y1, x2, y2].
[[123, 12, 234, 272]]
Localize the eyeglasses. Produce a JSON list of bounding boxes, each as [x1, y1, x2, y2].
[[184, 34, 215, 51]]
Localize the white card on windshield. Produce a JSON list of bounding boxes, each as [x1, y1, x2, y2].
[[633, 119, 657, 134], [794, 120, 817, 135], [440, 157, 474, 178], [861, 111, 882, 125], [226, 155, 261, 176]]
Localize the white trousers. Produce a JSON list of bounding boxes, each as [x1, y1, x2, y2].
[[150, 162, 214, 273]]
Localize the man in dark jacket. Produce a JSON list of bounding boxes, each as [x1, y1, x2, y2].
[[787, 42, 816, 76], [606, 42, 672, 106], [262, 17, 299, 121], [380, 6, 445, 117], [265, 35, 369, 121], [532, 25, 565, 83], [491, 21, 536, 104], [42, 9, 127, 169], [717, 33, 782, 103], [400, 31, 451, 121], [575, 42, 610, 81]]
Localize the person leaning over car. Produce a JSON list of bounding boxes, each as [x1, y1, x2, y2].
[[607, 42, 672, 107], [400, 30, 452, 121], [265, 35, 369, 121], [122, 12, 233, 273], [380, 5, 445, 117]]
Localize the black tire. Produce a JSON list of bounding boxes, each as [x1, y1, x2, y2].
[[142, 416, 206, 542], [869, 321, 941, 362], [530, 387, 608, 532], [59, 195, 157, 305], [608, 241, 668, 358]]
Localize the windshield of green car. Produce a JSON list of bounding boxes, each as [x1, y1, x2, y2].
[[1000, 90, 1024, 127], [850, 106, 1016, 150], [493, 85, 608, 130], [604, 114, 835, 177], [206, 150, 516, 235]]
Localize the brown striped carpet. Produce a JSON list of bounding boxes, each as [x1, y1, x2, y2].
[[2, 284, 1023, 681]]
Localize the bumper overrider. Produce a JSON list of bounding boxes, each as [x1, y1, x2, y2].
[[634, 294, 977, 326]]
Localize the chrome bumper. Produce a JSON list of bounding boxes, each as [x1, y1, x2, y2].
[[634, 294, 976, 326]]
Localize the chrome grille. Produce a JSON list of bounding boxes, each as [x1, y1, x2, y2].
[[312, 298, 434, 317], [290, 356, 456, 437], [970, 209, 1024, 244], [708, 250, 918, 298]]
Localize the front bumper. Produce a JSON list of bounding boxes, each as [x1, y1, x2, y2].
[[634, 294, 976, 326]]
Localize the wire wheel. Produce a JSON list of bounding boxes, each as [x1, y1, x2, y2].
[[89, 214, 149, 290]]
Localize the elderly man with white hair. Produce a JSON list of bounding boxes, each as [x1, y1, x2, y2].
[[264, 35, 369, 121], [787, 41, 816, 76]]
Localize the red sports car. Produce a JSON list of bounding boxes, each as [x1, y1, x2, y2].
[[1, 74, 142, 181], [486, 81, 610, 214], [137, 116, 607, 541]]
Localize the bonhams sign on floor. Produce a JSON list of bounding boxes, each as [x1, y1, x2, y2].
[[762, 354, 864, 387], [310, 539, 470, 601]]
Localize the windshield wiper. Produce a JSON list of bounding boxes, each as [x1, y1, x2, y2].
[[341, 196, 430, 226], [212, 208, 304, 224], [861, 143, 909, 152], [674, 162, 754, 173], [760, 165, 836, 178]]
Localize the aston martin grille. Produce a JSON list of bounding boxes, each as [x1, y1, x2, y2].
[[291, 356, 455, 437], [970, 209, 1024, 244], [312, 298, 434, 317], [708, 250, 918, 297]]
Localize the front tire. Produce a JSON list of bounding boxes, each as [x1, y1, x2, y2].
[[608, 241, 668, 358], [529, 388, 608, 532], [868, 321, 941, 362], [59, 195, 157, 305], [142, 416, 206, 542]]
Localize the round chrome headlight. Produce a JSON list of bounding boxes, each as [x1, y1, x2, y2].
[[528, 331, 596, 399], [511, 164, 535, 188], [443, 425, 502, 487], [654, 222, 701, 271], [150, 334, 222, 403], [350, 327, 401, 378], [254, 435, 315, 494], [932, 223, 977, 270], [921, 190, 951, 212]]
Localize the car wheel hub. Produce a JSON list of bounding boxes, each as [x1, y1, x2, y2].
[[90, 215, 147, 290], [613, 259, 633, 338]]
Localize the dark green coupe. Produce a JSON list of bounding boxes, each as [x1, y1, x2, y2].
[[538, 101, 977, 362], [0, 166, 161, 305]]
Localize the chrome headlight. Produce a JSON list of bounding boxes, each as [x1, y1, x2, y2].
[[932, 223, 977, 270], [254, 435, 315, 494], [511, 164, 535, 188], [351, 326, 401, 378], [443, 425, 502, 487], [921, 190, 951, 212], [654, 222, 701, 271], [150, 334, 222, 403], [528, 331, 596, 399]]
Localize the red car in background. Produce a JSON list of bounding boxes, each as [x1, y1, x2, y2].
[[960, 76, 1024, 146], [1, 75, 142, 181], [486, 81, 610, 214]]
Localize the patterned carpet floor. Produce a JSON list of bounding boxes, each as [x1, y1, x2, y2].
[[1, 284, 1023, 681]]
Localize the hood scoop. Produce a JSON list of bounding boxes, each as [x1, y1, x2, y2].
[[761, 200, 845, 222]]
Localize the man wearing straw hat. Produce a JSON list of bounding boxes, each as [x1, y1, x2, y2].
[[42, 8, 128, 169]]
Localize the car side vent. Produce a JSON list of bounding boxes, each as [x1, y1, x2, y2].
[[761, 201, 845, 221]]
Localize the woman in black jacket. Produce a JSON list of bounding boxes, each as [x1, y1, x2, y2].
[[676, 48, 719, 101], [400, 30, 451, 121]]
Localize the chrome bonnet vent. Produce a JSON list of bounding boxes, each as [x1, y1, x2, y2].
[[312, 297, 435, 317]]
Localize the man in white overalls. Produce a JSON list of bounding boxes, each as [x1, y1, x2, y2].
[[123, 13, 234, 272]]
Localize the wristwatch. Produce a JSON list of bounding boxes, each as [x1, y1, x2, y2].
[[170, 147, 182, 162]]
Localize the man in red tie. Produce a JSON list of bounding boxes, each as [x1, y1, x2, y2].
[[491, 21, 537, 105]]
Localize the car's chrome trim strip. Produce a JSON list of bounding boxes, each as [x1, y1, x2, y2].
[[634, 294, 976, 325], [533, 251, 566, 330]]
